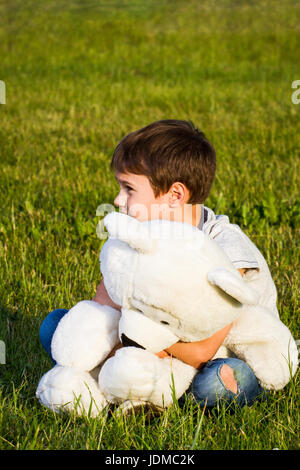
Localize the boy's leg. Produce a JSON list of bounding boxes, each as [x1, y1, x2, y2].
[[181, 357, 267, 409], [39, 308, 69, 363]]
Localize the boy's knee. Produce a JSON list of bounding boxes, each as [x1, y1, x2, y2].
[[220, 364, 238, 394], [39, 308, 69, 356]]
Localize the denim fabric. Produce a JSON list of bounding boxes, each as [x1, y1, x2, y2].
[[39, 308, 69, 363], [180, 357, 266, 409]]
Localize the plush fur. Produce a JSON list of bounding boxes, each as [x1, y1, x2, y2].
[[51, 301, 121, 370], [36, 212, 298, 416], [99, 348, 196, 408], [36, 365, 107, 417]]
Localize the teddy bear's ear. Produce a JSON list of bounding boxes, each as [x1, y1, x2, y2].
[[103, 211, 157, 253], [207, 268, 259, 305]]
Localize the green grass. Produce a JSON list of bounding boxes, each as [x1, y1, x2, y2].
[[0, 0, 299, 450]]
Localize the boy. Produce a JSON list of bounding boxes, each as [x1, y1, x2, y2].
[[92, 119, 278, 406], [41, 120, 275, 407]]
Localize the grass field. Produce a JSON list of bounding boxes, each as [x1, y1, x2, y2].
[[0, 0, 299, 450]]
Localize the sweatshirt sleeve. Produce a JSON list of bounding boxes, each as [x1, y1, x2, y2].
[[213, 225, 259, 271], [202, 209, 259, 271], [202, 207, 279, 316]]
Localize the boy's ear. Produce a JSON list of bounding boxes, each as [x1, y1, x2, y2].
[[103, 211, 157, 253], [207, 268, 259, 305], [169, 182, 187, 207]]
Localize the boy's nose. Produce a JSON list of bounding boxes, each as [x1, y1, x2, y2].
[[114, 193, 127, 212], [114, 193, 120, 207]]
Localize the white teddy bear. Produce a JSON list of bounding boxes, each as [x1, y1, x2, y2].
[[36, 212, 298, 417]]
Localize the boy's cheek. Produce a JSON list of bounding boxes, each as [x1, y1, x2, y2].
[[128, 203, 150, 221]]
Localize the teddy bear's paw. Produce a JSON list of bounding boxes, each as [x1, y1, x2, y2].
[[51, 300, 121, 371], [98, 347, 196, 408], [36, 365, 108, 417]]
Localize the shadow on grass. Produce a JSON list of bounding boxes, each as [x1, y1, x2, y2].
[[0, 302, 52, 397]]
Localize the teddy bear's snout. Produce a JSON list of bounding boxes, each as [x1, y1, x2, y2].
[[119, 309, 180, 353]]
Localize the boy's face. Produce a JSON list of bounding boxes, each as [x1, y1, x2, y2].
[[114, 171, 170, 222]]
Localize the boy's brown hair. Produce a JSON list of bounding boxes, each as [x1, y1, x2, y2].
[[111, 119, 216, 204]]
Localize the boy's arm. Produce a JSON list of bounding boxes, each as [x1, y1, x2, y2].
[[93, 279, 122, 311], [159, 323, 233, 369]]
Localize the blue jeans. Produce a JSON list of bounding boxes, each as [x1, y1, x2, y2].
[[180, 357, 267, 409], [39, 308, 69, 363], [40, 309, 266, 408]]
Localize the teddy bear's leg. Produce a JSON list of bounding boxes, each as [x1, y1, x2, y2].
[[51, 300, 121, 371], [98, 347, 197, 408], [36, 365, 108, 417]]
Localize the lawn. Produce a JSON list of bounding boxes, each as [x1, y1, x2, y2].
[[0, 0, 299, 450]]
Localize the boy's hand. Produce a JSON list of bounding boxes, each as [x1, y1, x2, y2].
[[155, 350, 171, 359]]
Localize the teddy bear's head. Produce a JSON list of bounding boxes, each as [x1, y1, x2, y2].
[[100, 212, 259, 350]]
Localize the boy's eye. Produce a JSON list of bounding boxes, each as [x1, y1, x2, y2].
[[125, 185, 133, 192]]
